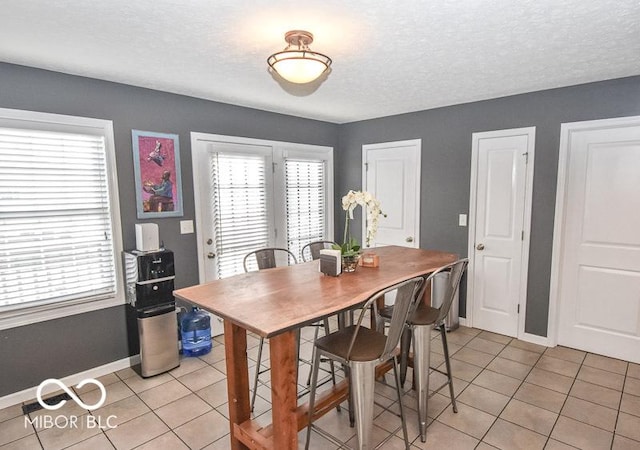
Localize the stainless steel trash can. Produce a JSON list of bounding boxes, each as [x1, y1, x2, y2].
[[138, 303, 180, 377], [431, 271, 459, 331]]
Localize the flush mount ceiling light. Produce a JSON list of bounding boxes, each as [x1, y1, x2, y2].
[[267, 30, 332, 84]]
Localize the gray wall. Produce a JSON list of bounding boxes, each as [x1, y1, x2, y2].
[[0, 63, 338, 396], [336, 75, 640, 336], [1, 60, 639, 397]]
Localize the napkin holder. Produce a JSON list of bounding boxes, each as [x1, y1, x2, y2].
[[360, 252, 380, 268], [319, 249, 342, 277]]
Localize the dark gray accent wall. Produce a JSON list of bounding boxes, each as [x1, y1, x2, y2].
[[336, 75, 640, 336], [1, 60, 639, 398], [0, 62, 338, 396]]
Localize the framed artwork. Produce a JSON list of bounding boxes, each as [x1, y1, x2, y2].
[[132, 130, 183, 218]]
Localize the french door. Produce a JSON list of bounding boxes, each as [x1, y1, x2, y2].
[[191, 133, 333, 282]]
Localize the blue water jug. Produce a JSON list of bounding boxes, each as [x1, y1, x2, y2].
[[181, 307, 212, 356]]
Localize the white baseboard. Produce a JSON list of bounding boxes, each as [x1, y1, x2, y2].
[[458, 317, 467, 327], [0, 355, 140, 410]]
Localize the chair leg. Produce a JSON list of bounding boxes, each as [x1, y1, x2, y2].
[[399, 326, 412, 387], [345, 366, 355, 427], [323, 318, 338, 387], [306, 319, 338, 388], [392, 355, 410, 450], [440, 325, 457, 413], [319, 318, 341, 412], [350, 361, 376, 450], [306, 326, 320, 386], [412, 324, 433, 443], [305, 349, 323, 450], [250, 337, 264, 413]]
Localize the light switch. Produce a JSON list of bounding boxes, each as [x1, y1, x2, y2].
[[458, 214, 467, 227], [180, 220, 194, 234]]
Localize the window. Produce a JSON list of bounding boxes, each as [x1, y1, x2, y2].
[[209, 152, 271, 279], [0, 108, 123, 329], [285, 159, 327, 260]]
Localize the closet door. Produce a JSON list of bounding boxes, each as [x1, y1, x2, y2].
[[552, 117, 640, 363]]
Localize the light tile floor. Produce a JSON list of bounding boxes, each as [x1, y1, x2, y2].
[[2, 325, 640, 449]]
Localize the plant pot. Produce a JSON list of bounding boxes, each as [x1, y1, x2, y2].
[[342, 255, 360, 273]]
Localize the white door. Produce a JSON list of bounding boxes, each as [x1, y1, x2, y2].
[[552, 116, 640, 363], [191, 133, 334, 283], [469, 128, 535, 337], [195, 141, 275, 282], [362, 140, 421, 248]]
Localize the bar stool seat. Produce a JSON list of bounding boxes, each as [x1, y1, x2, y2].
[[315, 325, 387, 361]]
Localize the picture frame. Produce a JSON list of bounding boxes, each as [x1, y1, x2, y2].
[[132, 130, 183, 218]]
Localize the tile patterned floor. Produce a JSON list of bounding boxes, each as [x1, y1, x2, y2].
[[2, 325, 640, 449]]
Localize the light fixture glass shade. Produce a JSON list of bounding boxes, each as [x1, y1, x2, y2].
[[267, 31, 332, 84], [268, 51, 331, 84]]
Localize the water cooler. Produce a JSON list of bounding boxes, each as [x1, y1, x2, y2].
[[124, 249, 180, 377]]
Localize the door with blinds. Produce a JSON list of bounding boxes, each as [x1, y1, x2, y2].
[[191, 133, 334, 283]]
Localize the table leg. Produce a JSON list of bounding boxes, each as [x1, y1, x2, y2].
[[224, 320, 250, 450], [269, 330, 298, 449], [337, 310, 354, 329]]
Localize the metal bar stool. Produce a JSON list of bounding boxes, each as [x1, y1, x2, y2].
[[305, 276, 426, 450], [301, 240, 340, 387], [243, 247, 298, 412], [300, 240, 338, 263], [379, 258, 468, 443]]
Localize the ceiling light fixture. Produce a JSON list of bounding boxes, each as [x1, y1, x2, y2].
[[267, 30, 332, 84]]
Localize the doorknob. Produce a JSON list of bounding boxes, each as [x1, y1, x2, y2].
[[206, 238, 213, 245], [476, 243, 485, 251], [207, 252, 216, 259], [406, 237, 414, 243]]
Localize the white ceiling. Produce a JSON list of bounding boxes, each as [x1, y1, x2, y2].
[[1, 0, 639, 124]]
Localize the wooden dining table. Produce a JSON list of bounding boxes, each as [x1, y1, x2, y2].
[[173, 245, 457, 450]]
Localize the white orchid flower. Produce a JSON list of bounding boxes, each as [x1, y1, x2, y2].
[[340, 190, 385, 248]]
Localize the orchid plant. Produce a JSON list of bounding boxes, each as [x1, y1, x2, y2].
[[334, 190, 386, 257]]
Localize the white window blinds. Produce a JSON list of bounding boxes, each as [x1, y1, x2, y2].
[[209, 152, 270, 279], [285, 159, 327, 260], [0, 127, 117, 309]]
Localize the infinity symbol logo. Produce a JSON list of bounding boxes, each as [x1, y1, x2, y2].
[[36, 378, 107, 411]]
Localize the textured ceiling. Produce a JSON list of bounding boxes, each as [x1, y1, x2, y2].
[[1, 0, 639, 123]]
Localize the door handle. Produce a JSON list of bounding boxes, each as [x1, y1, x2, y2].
[[406, 237, 414, 243], [476, 243, 485, 251], [207, 252, 216, 259]]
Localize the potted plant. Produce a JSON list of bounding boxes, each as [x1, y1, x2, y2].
[[334, 190, 385, 272]]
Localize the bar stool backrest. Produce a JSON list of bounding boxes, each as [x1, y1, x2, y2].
[[243, 248, 298, 272], [300, 240, 338, 262], [429, 258, 469, 325], [348, 276, 426, 362]]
